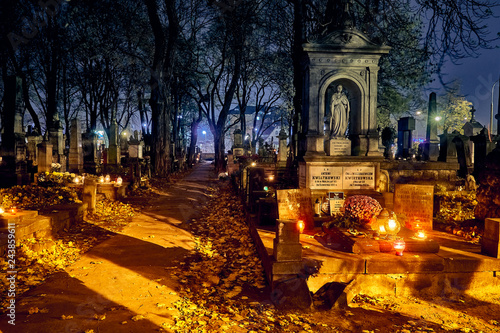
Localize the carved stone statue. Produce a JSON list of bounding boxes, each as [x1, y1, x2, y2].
[[329, 84, 350, 138]]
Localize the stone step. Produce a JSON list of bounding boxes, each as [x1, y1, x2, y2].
[[0, 204, 85, 256], [0, 210, 39, 227]]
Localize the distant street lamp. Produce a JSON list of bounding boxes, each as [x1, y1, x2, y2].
[[202, 130, 207, 142], [491, 77, 499, 135]]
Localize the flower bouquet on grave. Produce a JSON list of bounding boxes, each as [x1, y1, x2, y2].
[[342, 195, 382, 228]]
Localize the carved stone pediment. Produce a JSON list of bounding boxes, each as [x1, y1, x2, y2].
[[310, 29, 376, 47]]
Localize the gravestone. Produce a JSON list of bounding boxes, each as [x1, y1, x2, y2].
[[277, 128, 288, 167], [0, 76, 30, 186], [300, 21, 390, 157], [128, 131, 143, 159], [438, 130, 459, 163], [300, 162, 377, 191], [232, 128, 243, 157], [276, 188, 314, 229], [26, 129, 43, 165], [393, 184, 434, 231], [82, 132, 98, 173], [470, 127, 496, 179], [107, 120, 120, 165], [47, 110, 66, 172], [482, 218, 500, 258], [452, 133, 473, 178], [422, 93, 439, 161], [396, 117, 415, 159], [37, 140, 53, 173], [463, 106, 484, 163], [69, 119, 83, 173]]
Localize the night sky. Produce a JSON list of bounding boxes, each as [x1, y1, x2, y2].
[[426, 9, 500, 133]]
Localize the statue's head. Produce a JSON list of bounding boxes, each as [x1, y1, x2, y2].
[[337, 85, 343, 92]]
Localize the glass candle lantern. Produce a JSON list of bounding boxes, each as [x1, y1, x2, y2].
[[393, 239, 406, 256]]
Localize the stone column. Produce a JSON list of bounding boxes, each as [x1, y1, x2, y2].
[[423, 92, 439, 161], [107, 120, 120, 165], [69, 119, 83, 173]]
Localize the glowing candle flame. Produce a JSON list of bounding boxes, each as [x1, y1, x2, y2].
[[416, 231, 426, 239], [105, 175, 111, 183], [0, 207, 4, 214], [116, 177, 123, 185], [99, 176, 104, 183], [10, 207, 17, 215], [297, 220, 305, 233]]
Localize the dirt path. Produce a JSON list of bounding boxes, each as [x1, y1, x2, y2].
[[0, 162, 217, 333]]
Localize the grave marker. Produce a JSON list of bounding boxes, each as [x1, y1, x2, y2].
[[394, 184, 434, 230], [276, 189, 314, 228]]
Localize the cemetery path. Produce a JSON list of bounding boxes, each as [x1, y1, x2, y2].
[[0, 161, 218, 333]]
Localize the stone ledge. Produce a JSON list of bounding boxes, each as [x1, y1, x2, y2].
[[0, 203, 87, 256]]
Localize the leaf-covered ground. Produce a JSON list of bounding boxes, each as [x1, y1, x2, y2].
[[0, 198, 134, 313], [2, 169, 499, 333]]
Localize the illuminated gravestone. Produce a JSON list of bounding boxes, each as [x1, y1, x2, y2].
[[276, 189, 314, 230], [393, 184, 434, 231]]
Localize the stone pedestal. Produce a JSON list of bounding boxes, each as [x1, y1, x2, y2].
[[273, 220, 302, 262], [482, 218, 500, 258], [305, 134, 325, 156], [325, 138, 351, 156], [422, 141, 439, 161]]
